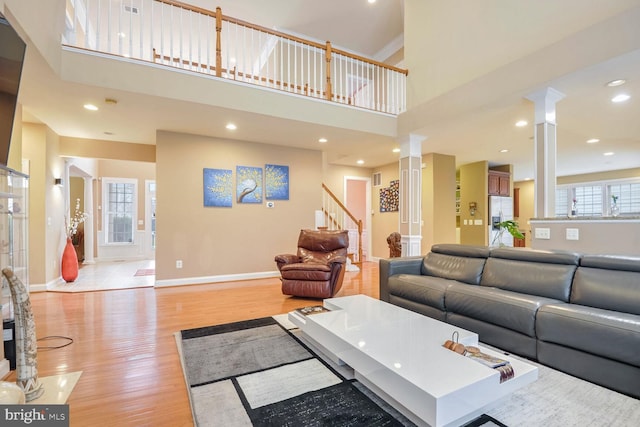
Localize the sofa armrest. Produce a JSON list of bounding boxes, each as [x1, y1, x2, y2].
[[379, 256, 424, 302], [275, 254, 300, 271]]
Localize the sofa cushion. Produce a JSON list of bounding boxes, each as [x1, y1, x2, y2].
[[481, 254, 577, 301], [421, 252, 487, 285], [281, 263, 331, 281], [431, 244, 491, 258], [387, 274, 451, 311], [537, 303, 640, 368], [489, 247, 581, 265], [445, 283, 561, 337], [571, 254, 640, 316]]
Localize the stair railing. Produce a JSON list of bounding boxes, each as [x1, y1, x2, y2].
[[321, 183, 363, 265], [62, 0, 408, 115]]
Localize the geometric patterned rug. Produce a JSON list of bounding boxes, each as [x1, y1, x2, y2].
[[175, 316, 506, 426]]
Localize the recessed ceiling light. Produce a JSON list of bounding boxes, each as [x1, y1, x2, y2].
[[515, 120, 528, 127], [318, 138, 328, 143], [392, 148, 400, 153], [368, 0, 377, 4], [604, 152, 615, 156], [611, 94, 630, 103], [83, 104, 98, 111], [606, 79, 626, 87], [357, 160, 364, 165], [500, 149, 509, 153], [225, 123, 237, 130], [586, 138, 600, 144]]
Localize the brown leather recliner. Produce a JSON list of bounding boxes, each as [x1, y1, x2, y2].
[[275, 229, 349, 298]]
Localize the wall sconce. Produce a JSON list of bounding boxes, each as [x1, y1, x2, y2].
[[469, 202, 477, 216], [54, 178, 63, 187]]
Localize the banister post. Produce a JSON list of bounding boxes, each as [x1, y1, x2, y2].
[[215, 7, 222, 77], [357, 219, 363, 264], [325, 41, 332, 101]]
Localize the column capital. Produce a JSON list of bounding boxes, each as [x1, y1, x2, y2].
[[397, 133, 427, 158], [526, 87, 566, 124]]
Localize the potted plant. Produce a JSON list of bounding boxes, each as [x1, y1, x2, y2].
[[491, 220, 525, 247]]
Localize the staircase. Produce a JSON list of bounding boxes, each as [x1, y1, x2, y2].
[[321, 184, 363, 266]]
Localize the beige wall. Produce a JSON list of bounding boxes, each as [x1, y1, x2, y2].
[[155, 131, 323, 281], [557, 167, 640, 185], [421, 153, 457, 253], [459, 161, 489, 245], [22, 123, 65, 286], [514, 180, 535, 247], [323, 164, 372, 199], [7, 104, 22, 171], [61, 137, 155, 163], [371, 162, 399, 259]]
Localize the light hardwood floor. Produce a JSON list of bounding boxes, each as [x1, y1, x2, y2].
[[6, 262, 379, 426]]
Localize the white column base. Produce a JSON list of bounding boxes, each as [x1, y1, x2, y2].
[[401, 235, 422, 257]]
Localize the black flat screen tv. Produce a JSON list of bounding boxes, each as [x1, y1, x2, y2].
[[0, 13, 27, 167]]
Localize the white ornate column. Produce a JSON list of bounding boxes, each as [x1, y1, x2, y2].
[[83, 177, 95, 264], [526, 88, 565, 218], [398, 133, 425, 256]]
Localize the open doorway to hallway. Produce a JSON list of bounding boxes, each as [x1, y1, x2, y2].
[[62, 161, 156, 292]]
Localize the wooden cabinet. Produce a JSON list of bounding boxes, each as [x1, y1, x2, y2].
[[488, 170, 510, 196], [514, 232, 526, 247]]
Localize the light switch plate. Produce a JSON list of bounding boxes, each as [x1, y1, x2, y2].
[[534, 228, 551, 239], [566, 228, 579, 240]]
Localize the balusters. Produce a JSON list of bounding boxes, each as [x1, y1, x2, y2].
[[63, 1, 406, 114]]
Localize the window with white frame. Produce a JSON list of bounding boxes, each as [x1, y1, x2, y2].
[[556, 179, 640, 217], [608, 182, 640, 215], [103, 178, 137, 244]]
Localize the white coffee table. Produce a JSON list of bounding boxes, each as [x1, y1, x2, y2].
[[289, 294, 538, 427]]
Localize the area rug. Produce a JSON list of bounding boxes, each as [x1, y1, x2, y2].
[[175, 316, 504, 426], [134, 268, 155, 276]]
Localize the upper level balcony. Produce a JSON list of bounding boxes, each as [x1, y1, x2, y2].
[[63, 0, 408, 116]]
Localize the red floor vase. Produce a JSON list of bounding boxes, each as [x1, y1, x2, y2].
[[61, 237, 79, 282]]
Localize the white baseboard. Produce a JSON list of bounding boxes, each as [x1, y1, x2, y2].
[[30, 278, 60, 293], [155, 270, 280, 288]]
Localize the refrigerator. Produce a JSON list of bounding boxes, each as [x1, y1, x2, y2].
[[489, 195, 514, 247]]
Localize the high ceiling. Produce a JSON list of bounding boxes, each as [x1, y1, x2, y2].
[[14, 0, 640, 181]]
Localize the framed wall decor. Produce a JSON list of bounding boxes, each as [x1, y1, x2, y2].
[[265, 164, 289, 200], [380, 179, 399, 212], [236, 166, 263, 203], [203, 168, 233, 207]]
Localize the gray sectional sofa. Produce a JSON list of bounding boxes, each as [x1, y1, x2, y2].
[[379, 244, 640, 399]]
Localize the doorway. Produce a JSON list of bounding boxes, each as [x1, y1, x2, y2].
[[344, 176, 371, 261]]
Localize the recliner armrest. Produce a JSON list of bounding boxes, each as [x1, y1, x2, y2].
[[275, 254, 300, 271]]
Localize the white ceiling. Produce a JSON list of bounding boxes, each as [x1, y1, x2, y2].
[[15, 0, 640, 182]]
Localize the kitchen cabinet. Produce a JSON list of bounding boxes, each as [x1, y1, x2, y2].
[[489, 170, 510, 196]]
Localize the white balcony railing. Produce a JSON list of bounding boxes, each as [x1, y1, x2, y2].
[[63, 0, 408, 114]]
